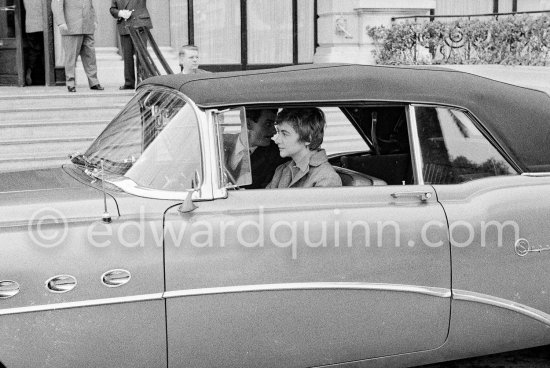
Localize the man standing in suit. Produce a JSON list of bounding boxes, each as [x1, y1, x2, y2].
[[109, 0, 153, 90], [22, 0, 44, 85], [52, 0, 103, 92], [224, 109, 287, 189]]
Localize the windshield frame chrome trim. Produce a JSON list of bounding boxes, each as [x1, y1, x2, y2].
[[204, 108, 228, 200], [107, 177, 203, 200]]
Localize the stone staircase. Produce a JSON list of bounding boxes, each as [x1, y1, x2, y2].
[[0, 89, 133, 172], [0, 46, 182, 173]]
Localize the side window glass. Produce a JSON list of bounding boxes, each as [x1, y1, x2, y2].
[[331, 106, 413, 185], [415, 106, 516, 184], [320, 107, 368, 155], [216, 107, 253, 188]]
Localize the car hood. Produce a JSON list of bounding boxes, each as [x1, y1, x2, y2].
[[0, 167, 119, 225], [0, 167, 84, 193]]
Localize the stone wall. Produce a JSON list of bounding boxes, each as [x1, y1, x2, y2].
[[313, 0, 436, 64]]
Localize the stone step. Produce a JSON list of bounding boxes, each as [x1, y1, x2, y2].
[[0, 91, 133, 110], [0, 136, 94, 157], [0, 78, 136, 172], [0, 105, 124, 123], [0, 120, 108, 140]]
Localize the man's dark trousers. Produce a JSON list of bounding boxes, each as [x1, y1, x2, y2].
[[120, 33, 145, 88]]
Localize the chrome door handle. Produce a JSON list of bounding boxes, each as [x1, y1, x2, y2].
[[101, 269, 131, 287], [46, 275, 77, 293], [0, 5, 16, 11], [391, 191, 433, 202], [0, 280, 20, 299]]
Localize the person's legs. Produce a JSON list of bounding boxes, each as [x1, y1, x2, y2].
[[120, 34, 135, 88], [25, 32, 43, 85], [63, 35, 82, 89], [79, 33, 100, 87]]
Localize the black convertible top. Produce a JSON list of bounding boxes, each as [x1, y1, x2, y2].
[[144, 64, 550, 172]]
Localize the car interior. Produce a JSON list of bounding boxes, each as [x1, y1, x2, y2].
[[329, 105, 413, 186], [219, 104, 415, 189]]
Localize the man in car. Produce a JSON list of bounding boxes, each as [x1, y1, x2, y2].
[[224, 108, 286, 189]]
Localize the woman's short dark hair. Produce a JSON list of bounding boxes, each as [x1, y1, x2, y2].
[[276, 108, 326, 150]]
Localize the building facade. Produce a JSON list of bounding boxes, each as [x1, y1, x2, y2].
[[1, 0, 549, 86]]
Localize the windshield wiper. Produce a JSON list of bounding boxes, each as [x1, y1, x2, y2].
[[69, 152, 96, 169]]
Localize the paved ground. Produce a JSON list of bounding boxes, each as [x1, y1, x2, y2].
[[419, 345, 550, 367]]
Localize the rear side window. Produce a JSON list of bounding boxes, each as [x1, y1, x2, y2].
[[415, 106, 516, 184]]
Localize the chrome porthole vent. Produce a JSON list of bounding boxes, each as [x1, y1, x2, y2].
[[0, 280, 20, 299], [45, 275, 77, 294], [101, 269, 132, 288]]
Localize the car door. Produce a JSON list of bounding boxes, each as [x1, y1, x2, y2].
[[163, 106, 452, 368], [413, 104, 550, 356], [0, 187, 166, 368]]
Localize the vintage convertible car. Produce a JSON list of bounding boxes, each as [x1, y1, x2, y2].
[[1, 64, 549, 368]]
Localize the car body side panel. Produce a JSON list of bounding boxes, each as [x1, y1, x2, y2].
[[321, 301, 550, 368], [0, 189, 167, 367], [435, 175, 550, 357], [167, 291, 448, 368], [164, 185, 451, 367], [0, 302, 166, 368]]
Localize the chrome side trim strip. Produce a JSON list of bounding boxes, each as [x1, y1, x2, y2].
[[163, 282, 452, 299], [0, 293, 163, 316], [1, 283, 451, 317], [453, 289, 550, 327]]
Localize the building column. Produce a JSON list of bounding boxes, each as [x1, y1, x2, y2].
[[314, 0, 436, 64]]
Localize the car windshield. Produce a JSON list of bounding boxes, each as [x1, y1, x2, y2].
[[83, 86, 203, 191]]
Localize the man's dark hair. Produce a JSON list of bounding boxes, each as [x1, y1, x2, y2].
[[246, 108, 278, 123]]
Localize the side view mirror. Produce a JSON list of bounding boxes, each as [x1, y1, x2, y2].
[[178, 170, 202, 213]]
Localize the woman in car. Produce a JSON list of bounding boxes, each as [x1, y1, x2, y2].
[[266, 107, 342, 189]]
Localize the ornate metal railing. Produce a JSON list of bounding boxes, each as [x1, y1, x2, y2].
[[367, 11, 550, 65], [391, 10, 550, 22]]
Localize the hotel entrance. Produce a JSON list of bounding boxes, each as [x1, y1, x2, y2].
[[0, 0, 24, 86], [0, 0, 54, 86]]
